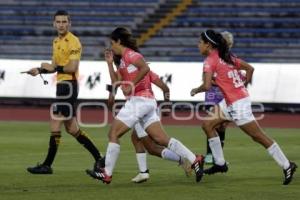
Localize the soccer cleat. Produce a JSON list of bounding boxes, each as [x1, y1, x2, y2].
[[179, 157, 193, 177], [283, 162, 297, 185], [204, 154, 213, 164], [93, 156, 105, 171], [86, 169, 112, 184], [131, 170, 150, 183], [204, 163, 228, 175], [27, 163, 53, 174], [191, 155, 204, 182]]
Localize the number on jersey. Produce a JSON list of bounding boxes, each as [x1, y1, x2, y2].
[[228, 70, 243, 88]]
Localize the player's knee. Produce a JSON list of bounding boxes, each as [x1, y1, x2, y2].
[[202, 121, 213, 133], [144, 143, 158, 156], [108, 129, 120, 142], [146, 147, 156, 155]]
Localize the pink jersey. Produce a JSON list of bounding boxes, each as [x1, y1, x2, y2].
[[117, 48, 154, 98], [149, 71, 160, 82], [203, 50, 249, 105]]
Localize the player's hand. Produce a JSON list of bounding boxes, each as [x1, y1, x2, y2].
[[104, 49, 114, 64], [190, 88, 198, 96], [122, 85, 133, 96], [26, 68, 40, 76]]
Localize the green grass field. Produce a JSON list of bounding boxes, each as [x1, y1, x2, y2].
[[0, 121, 299, 200]]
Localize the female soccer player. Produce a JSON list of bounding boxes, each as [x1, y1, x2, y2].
[[86, 27, 203, 184], [105, 52, 191, 183], [191, 29, 297, 185], [203, 31, 233, 164]]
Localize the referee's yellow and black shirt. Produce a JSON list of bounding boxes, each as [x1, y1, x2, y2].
[[52, 31, 82, 82]]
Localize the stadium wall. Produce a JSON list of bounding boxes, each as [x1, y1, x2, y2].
[[0, 59, 299, 104]]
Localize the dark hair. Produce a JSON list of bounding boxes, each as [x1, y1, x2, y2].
[[110, 27, 139, 52], [54, 10, 70, 21], [201, 29, 233, 65], [113, 54, 121, 67]]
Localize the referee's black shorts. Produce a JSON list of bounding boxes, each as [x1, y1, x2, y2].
[[52, 80, 78, 117]]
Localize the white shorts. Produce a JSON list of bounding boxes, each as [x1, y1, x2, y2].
[[134, 123, 148, 138], [116, 96, 160, 131], [218, 97, 255, 126]]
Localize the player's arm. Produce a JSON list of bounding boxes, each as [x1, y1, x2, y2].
[[153, 77, 171, 116], [107, 90, 115, 111], [190, 72, 213, 96], [152, 78, 170, 101], [239, 59, 254, 86], [122, 57, 150, 96], [104, 49, 119, 83], [131, 58, 150, 85]]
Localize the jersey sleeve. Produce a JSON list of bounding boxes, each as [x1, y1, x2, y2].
[[233, 56, 241, 69], [149, 71, 160, 83], [127, 51, 144, 64], [203, 57, 215, 73], [69, 38, 82, 60]]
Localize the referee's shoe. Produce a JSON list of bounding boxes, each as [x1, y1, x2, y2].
[[27, 163, 53, 174]]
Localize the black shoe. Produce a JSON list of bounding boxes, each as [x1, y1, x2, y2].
[[27, 163, 53, 174], [93, 156, 105, 171], [191, 155, 204, 182], [283, 162, 297, 185], [204, 163, 228, 175]]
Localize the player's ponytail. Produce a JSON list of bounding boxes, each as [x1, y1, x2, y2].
[[201, 30, 234, 65], [110, 27, 140, 52], [113, 54, 121, 67]]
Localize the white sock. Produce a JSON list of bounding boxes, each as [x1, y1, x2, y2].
[[161, 148, 180, 162], [267, 142, 290, 170], [104, 142, 120, 176], [136, 153, 148, 172], [208, 136, 225, 165], [167, 138, 196, 163]]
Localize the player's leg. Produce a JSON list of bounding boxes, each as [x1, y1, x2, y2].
[[131, 129, 150, 183], [239, 121, 297, 185], [145, 121, 204, 182], [27, 116, 63, 174], [134, 122, 192, 178], [204, 105, 214, 164], [217, 122, 227, 148], [86, 118, 130, 184], [86, 97, 144, 183], [135, 122, 180, 161], [204, 105, 226, 164], [202, 101, 230, 175]]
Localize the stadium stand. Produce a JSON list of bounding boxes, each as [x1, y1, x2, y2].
[[0, 0, 163, 60], [139, 0, 300, 63], [0, 0, 299, 62]]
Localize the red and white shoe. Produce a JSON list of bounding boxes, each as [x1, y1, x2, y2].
[[86, 168, 112, 184], [191, 155, 204, 182]]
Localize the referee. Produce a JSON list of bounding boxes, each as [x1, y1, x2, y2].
[[26, 10, 104, 174]]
